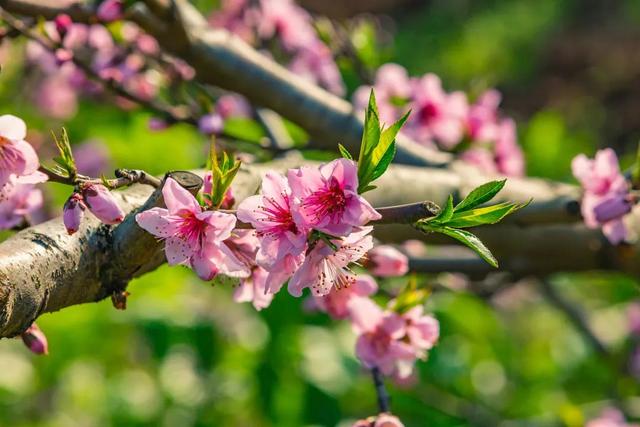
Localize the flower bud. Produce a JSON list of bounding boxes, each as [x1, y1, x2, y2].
[[97, 0, 124, 22], [54, 14, 73, 39], [367, 245, 409, 277], [21, 323, 48, 355], [81, 184, 125, 225], [63, 192, 85, 235], [198, 113, 223, 135], [148, 117, 168, 131], [593, 195, 632, 223], [220, 188, 235, 209]]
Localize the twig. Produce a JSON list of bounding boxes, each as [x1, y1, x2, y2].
[[39, 166, 161, 189], [371, 367, 391, 413], [538, 280, 609, 357]]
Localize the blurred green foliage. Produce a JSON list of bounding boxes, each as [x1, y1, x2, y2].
[[1, 1, 640, 426]]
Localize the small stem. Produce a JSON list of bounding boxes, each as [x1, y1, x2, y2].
[[39, 166, 161, 189], [374, 201, 440, 225], [371, 367, 391, 413]]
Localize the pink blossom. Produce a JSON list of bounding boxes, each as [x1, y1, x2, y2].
[[348, 297, 415, 377], [63, 193, 86, 235], [288, 227, 374, 297], [460, 148, 499, 175], [572, 149, 630, 244], [352, 414, 405, 427], [81, 184, 125, 225], [494, 118, 525, 177], [353, 64, 412, 124], [97, 0, 124, 22], [237, 171, 307, 291], [466, 89, 501, 142], [216, 94, 252, 119], [628, 302, 640, 336], [367, 245, 409, 277], [54, 14, 73, 39], [208, 0, 258, 45], [0, 183, 43, 230], [136, 178, 249, 280], [21, 323, 48, 355], [258, 0, 316, 52], [586, 408, 639, 427], [314, 274, 378, 319], [403, 305, 439, 358], [0, 115, 44, 191], [233, 266, 273, 310], [404, 74, 468, 149], [73, 140, 112, 177], [35, 73, 78, 119], [289, 42, 345, 95], [148, 118, 168, 131], [198, 113, 224, 135], [288, 159, 381, 236], [225, 229, 275, 310]]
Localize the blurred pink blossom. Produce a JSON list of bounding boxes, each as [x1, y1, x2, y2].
[[572, 148, 630, 244], [0, 183, 43, 230], [367, 245, 409, 277], [313, 274, 378, 319]]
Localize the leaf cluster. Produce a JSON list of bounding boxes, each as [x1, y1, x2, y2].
[[416, 180, 529, 267]]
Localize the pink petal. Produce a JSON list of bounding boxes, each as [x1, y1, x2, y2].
[[12, 139, 40, 176], [348, 297, 383, 333], [164, 236, 193, 266], [162, 177, 201, 216], [353, 274, 378, 296], [0, 114, 27, 140], [135, 207, 178, 237], [198, 210, 237, 241]]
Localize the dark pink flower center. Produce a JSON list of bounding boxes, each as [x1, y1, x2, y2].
[[303, 177, 347, 222], [177, 211, 207, 246], [258, 192, 298, 236], [418, 102, 439, 124], [367, 328, 392, 357]]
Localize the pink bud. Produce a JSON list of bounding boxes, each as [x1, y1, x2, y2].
[[374, 414, 405, 427], [63, 193, 85, 235], [54, 48, 73, 65], [148, 117, 168, 131], [368, 245, 409, 277], [593, 195, 631, 223], [21, 323, 49, 355], [220, 188, 235, 209], [54, 14, 73, 39], [97, 0, 124, 22], [198, 113, 224, 135], [81, 184, 125, 225]]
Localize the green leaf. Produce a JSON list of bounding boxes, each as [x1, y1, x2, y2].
[[445, 200, 529, 228], [439, 227, 498, 268], [223, 118, 266, 144], [369, 141, 395, 182], [338, 143, 353, 160], [430, 195, 454, 223], [454, 180, 507, 212]]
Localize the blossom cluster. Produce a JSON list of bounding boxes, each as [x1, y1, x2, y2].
[[25, 13, 192, 120], [572, 148, 633, 244], [210, 0, 345, 95], [133, 156, 437, 379], [0, 115, 46, 230], [353, 64, 525, 177]]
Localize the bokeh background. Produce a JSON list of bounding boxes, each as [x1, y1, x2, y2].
[[2, 0, 640, 426]]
